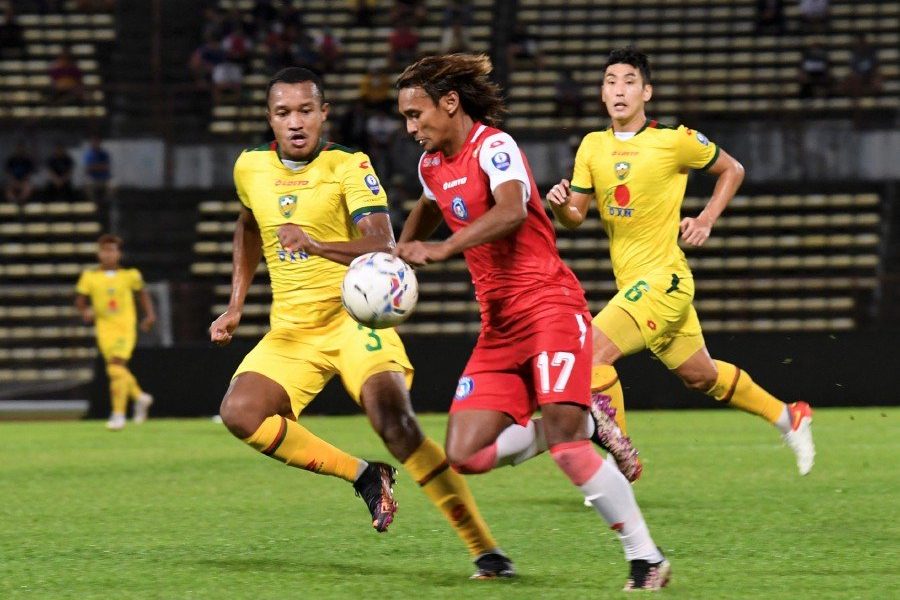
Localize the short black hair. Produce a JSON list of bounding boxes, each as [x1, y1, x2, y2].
[[97, 233, 123, 248], [266, 67, 325, 106], [603, 47, 652, 85]]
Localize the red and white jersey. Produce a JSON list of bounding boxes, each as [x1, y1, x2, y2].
[[418, 122, 587, 341]]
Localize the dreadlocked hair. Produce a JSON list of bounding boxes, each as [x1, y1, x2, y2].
[[396, 53, 506, 127]]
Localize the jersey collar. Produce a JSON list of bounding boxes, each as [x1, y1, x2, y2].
[[608, 117, 658, 138], [271, 137, 329, 171]]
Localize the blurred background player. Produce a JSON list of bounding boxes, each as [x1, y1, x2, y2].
[[396, 54, 669, 591], [75, 234, 155, 430], [545, 48, 815, 477], [209, 67, 513, 578]]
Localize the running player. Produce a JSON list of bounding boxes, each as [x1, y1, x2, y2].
[[396, 54, 670, 591], [75, 234, 155, 430], [545, 48, 815, 476], [210, 67, 514, 579]]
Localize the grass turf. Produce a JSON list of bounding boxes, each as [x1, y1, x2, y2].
[[1, 408, 897, 599]]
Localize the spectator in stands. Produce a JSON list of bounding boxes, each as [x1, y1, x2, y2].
[[798, 0, 829, 33], [316, 26, 343, 73], [798, 40, 831, 99], [45, 143, 76, 202], [0, 5, 24, 58], [841, 34, 882, 97], [262, 23, 296, 73], [554, 69, 583, 119], [189, 33, 225, 91], [222, 24, 253, 67], [293, 32, 324, 74], [338, 100, 370, 151], [359, 61, 392, 111], [441, 4, 472, 54], [48, 48, 85, 104], [388, 23, 420, 70], [366, 107, 401, 182], [4, 142, 36, 206], [755, 0, 785, 35], [211, 56, 244, 105], [507, 22, 544, 70], [83, 136, 111, 204], [201, 6, 226, 40]]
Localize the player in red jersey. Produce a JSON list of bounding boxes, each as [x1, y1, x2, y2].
[[396, 54, 670, 591]]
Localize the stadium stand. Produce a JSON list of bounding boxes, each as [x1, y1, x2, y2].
[[207, 0, 493, 135], [0, 2, 113, 121], [190, 191, 884, 337], [0, 200, 101, 396], [506, 0, 899, 130]]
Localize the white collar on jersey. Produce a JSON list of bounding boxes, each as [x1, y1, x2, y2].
[[614, 131, 637, 140], [280, 158, 308, 171]]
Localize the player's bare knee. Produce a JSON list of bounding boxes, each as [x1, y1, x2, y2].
[[219, 392, 265, 438], [681, 373, 716, 393], [376, 409, 422, 447]]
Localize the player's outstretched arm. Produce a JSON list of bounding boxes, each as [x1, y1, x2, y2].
[[680, 149, 745, 247], [277, 212, 396, 266], [138, 288, 157, 332], [546, 179, 592, 229], [210, 206, 261, 346]]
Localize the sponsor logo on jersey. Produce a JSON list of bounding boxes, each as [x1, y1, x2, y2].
[[491, 152, 511, 171], [451, 196, 469, 220], [696, 132, 709, 146], [489, 139, 505, 148], [615, 161, 630, 180], [612, 150, 638, 156], [454, 376, 474, 400], [605, 185, 634, 217], [364, 174, 380, 195], [278, 194, 297, 217], [274, 179, 309, 187], [359, 160, 369, 169], [422, 156, 441, 167], [442, 176, 467, 190]]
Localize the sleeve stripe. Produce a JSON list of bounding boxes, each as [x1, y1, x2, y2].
[[700, 145, 721, 171], [570, 184, 594, 194], [351, 205, 389, 222]]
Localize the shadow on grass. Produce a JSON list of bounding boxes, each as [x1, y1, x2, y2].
[[189, 556, 537, 587]]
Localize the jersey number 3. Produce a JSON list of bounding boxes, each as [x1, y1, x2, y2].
[[536, 351, 575, 393]]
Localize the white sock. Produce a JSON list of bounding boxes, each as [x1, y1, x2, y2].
[[581, 462, 663, 562], [773, 406, 791, 434], [494, 419, 548, 467]]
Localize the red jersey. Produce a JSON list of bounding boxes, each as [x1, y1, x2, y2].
[[418, 122, 587, 342]]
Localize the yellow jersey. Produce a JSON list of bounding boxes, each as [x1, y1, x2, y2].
[[570, 120, 719, 288], [75, 267, 143, 330], [233, 140, 389, 329]]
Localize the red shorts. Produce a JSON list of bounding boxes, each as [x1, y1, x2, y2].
[[449, 309, 592, 425]]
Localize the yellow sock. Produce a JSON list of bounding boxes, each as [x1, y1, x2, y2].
[[707, 360, 786, 423], [106, 364, 129, 416], [591, 364, 628, 435], [403, 437, 498, 557], [123, 369, 144, 399], [244, 415, 363, 482]]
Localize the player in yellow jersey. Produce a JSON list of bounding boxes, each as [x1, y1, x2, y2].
[[209, 67, 514, 578], [75, 234, 156, 431], [546, 48, 815, 477]]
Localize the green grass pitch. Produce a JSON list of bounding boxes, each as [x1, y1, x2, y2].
[[1, 408, 897, 599]]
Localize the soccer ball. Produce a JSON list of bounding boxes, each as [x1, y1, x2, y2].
[[341, 252, 418, 329]]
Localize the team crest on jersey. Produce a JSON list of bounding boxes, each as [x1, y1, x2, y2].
[[491, 152, 510, 171], [696, 132, 709, 146], [454, 376, 474, 400], [451, 196, 469, 220], [615, 161, 630, 180], [278, 194, 297, 217], [364, 174, 380, 195]]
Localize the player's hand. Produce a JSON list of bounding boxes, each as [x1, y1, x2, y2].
[[396, 240, 450, 267], [680, 215, 713, 247], [210, 309, 241, 346], [546, 179, 571, 206], [140, 314, 156, 332], [277, 223, 319, 255], [80, 309, 94, 324]]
